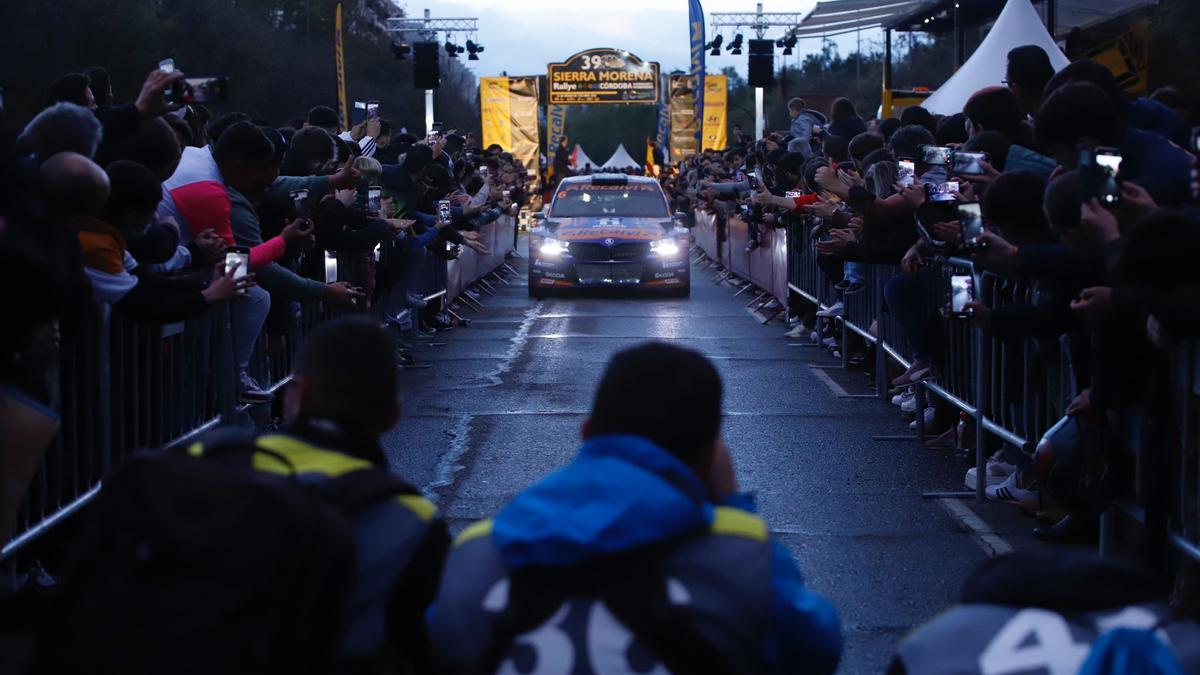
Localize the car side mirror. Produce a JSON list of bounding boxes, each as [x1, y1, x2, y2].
[[673, 211, 689, 227]]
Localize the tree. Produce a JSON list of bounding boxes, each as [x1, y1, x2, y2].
[[0, 0, 478, 137]]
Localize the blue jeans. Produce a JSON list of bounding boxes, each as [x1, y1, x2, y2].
[[843, 262, 865, 285], [884, 270, 935, 362], [230, 285, 270, 372]]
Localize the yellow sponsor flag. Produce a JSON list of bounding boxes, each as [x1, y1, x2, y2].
[[669, 74, 697, 161], [334, 3, 348, 131], [702, 75, 727, 152], [479, 77, 541, 180], [508, 76, 541, 180], [480, 77, 512, 154]]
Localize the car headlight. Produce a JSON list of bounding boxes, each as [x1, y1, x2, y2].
[[650, 238, 682, 258], [539, 238, 568, 257]]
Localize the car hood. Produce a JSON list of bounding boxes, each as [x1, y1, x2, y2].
[[545, 216, 670, 242]]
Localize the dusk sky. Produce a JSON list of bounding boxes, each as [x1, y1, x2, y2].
[[416, 0, 884, 79]]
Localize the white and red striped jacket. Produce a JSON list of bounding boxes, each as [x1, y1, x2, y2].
[[158, 145, 286, 269]]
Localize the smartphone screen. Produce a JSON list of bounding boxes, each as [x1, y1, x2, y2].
[[952, 151, 988, 176], [431, 122, 444, 134], [368, 187, 382, 215], [366, 101, 380, 119], [158, 58, 176, 74], [746, 171, 759, 190], [224, 248, 250, 295], [437, 199, 452, 224], [1193, 126, 1200, 154], [921, 145, 952, 166], [323, 251, 338, 284], [898, 160, 916, 189], [957, 202, 985, 248], [950, 275, 974, 318], [290, 189, 309, 216], [1095, 148, 1122, 207], [929, 181, 960, 203]]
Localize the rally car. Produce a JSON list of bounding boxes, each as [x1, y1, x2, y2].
[[528, 174, 690, 297]]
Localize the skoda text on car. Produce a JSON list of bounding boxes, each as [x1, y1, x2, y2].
[[528, 174, 690, 297]]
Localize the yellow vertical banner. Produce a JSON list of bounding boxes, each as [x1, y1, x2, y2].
[[669, 74, 697, 162], [702, 75, 727, 151], [480, 77, 512, 154], [508, 76, 541, 179], [480, 77, 540, 179], [334, 3, 348, 132]]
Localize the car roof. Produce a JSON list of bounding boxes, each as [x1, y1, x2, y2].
[[559, 174, 660, 186]]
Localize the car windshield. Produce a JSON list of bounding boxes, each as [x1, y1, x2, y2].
[[550, 183, 669, 218]]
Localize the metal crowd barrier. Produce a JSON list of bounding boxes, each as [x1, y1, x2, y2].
[[777, 217, 1199, 564], [446, 215, 519, 312], [3, 229, 462, 561], [3, 303, 237, 561]]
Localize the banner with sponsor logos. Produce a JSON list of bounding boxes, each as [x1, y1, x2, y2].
[[655, 72, 671, 157], [702, 74, 727, 151], [547, 104, 568, 175], [548, 48, 661, 105], [669, 74, 697, 162], [509, 77, 541, 179], [334, 3, 348, 131], [688, 0, 705, 145], [480, 77, 511, 155], [480, 77, 541, 179]]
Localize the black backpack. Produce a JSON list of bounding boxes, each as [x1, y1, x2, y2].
[[35, 427, 419, 675]]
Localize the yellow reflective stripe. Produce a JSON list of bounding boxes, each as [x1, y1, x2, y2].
[[252, 434, 372, 477], [454, 519, 494, 547], [397, 494, 437, 522], [710, 506, 768, 541]]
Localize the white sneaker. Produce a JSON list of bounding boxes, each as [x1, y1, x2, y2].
[[900, 396, 917, 414], [816, 301, 844, 318], [907, 408, 936, 432], [784, 325, 806, 339], [986, 471, 1037, 507], [891, 389, 913, 406], [964, 460, 1018, 489]]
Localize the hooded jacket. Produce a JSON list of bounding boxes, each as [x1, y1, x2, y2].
[[428, 434, 843, 674]]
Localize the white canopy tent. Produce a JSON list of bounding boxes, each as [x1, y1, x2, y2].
[[921, 0, 1070, 115], [601, 143, 642, 170], [570, 144, 598, 172]]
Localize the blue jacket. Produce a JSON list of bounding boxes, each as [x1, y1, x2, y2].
[[492, 434, 843, 674]]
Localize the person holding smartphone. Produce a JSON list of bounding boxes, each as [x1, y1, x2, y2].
[[80, 161, 253, 323]]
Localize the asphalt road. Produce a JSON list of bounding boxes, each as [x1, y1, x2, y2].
[[381, 244, 993, 674]]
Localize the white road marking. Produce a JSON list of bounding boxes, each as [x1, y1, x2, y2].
[[423, 413, 474, 501], [479, 301, 543, 386], [938, 498, 1014, 557], [809, 365, 850, 397]]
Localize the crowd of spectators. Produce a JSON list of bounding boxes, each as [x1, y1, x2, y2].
[[0, 65, 529, 547], [668, 45, 1200, 550]]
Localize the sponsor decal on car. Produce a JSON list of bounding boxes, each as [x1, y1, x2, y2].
[[556, 227, 660, 241]]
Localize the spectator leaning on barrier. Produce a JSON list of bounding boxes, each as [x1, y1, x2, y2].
[[428, 342, 843, 674], [37, 318, 450, 675], [79, 159, 251, 322]]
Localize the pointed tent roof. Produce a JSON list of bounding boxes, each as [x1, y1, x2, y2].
[[921, 0, 1070, 115], [601, 143, 641, 170], [571, 144, 598, 171]]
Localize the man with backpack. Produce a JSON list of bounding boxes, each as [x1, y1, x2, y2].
[[426, 342, 843, 674], [37, 318, 449, 675]]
